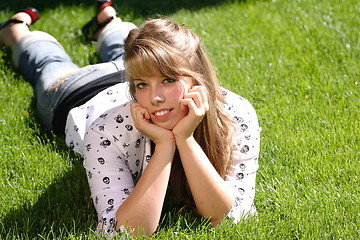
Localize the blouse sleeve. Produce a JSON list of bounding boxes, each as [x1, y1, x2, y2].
[[222, 90, 261, 222], [82, 103, 146, 234]]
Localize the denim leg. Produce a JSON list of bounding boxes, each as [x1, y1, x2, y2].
[[13, 31, 79, 88], [96, 20, 137, 63], [12, 31, 123, 130]]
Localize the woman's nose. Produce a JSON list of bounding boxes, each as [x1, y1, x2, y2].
[[150, 88, 165, 104]]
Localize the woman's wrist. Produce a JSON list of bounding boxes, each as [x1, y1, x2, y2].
[[174, 134, 196, 146], [154, 139, 176, 154], [153, 133, 176, 145]]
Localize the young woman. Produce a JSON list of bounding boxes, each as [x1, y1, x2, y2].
[[83, 18, 260, 236], [0, 1, 260, 237]]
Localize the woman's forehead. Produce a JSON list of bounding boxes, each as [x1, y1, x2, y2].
[[131, 68, 164, 79]]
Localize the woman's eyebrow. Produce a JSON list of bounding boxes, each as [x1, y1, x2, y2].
[[132, 78, 145, 81]]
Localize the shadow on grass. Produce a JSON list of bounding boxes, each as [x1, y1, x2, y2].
[[0, 158, 96, 238], [0, 0, 244, 18], [0, 100, 96, 238]]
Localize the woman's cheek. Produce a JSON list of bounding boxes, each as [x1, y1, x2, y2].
[[135, 92, 147, 108]]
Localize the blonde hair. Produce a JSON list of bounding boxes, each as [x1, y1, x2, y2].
[[124, 18, 234, 209]]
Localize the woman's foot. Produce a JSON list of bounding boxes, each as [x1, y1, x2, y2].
[[82, 2, 120, 41], [0, 8, 39, 48], [97, 5, 118, 25], [0, 8, 39, 30]]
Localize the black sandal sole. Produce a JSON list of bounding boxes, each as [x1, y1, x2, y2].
[[81, 0, 116, 41], [81, 13, 118, 41]]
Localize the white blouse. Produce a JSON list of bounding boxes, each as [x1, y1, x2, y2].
[[65, 83, 260, 233]]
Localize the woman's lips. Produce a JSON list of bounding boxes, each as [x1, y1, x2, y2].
[[152, 109, 173, 120]]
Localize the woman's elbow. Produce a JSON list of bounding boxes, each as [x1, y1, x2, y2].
[[200, 203, 233, 227], [139, 225, 158, 237], [116, 222, 158, 237]]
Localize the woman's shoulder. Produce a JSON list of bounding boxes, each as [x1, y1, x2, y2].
[[67, 101, 139, 155], [88, 102, 134, 133], [220, 87, 257, 117], [65, 83, 131, 152], [84, 101, 145, 152]]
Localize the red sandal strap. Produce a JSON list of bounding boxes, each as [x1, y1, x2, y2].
[[98, 0, 113, 12], [23, 8, 40, 25]]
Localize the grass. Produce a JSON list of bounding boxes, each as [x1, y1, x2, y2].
[[1, 0, 359, 239]]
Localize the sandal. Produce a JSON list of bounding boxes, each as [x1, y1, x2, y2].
[[0, 7, 40, 30], [81, 0, 118, 41]]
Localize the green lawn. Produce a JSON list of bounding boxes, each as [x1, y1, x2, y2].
[[1, 0, 359, 239]]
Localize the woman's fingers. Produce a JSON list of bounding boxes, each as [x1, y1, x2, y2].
[[130, 102, 150, 130], [183, 86, 209, 114]]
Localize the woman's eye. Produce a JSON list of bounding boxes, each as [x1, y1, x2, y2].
[[135, 82, 147, 89], [163, 78, 176, 84]]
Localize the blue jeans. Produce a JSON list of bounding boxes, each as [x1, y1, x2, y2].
[[12, 20, 137, 130]]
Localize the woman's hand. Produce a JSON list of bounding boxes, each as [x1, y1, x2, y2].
[[172, 86, 233, 225], [130, 102, 174, 145], [172, 86, 209, 140]]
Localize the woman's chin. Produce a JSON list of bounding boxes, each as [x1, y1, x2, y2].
[[153, 120, 177, 131]]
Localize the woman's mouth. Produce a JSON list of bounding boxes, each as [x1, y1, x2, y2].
[[154, 109, 170, 116], [152, 109, 173, 120]]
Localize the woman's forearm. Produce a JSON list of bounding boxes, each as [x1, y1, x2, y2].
[[176, 136, 234, 225], [115, 142, 175, 236]]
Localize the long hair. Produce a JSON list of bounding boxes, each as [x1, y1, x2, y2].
[[124, 18, 234, 210]]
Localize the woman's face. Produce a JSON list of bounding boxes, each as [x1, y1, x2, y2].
[[133, 73, 193, 130]]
